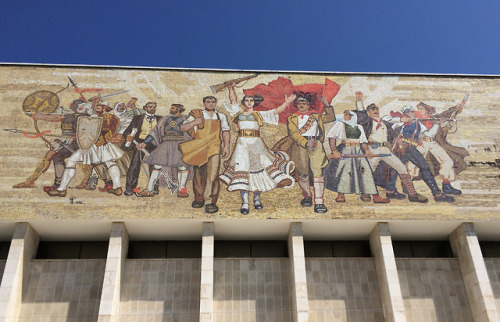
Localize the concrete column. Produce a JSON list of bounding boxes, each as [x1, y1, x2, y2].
[[199, 222, 214, 322], [449, 223, 499, 322], [0, 222, 39, 322], [98, 222, 129, 322], [369, 222, 406, 322], [288, 222, 309, 322]]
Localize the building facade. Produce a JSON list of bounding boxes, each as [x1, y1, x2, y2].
[[0, 64, 499, 321]]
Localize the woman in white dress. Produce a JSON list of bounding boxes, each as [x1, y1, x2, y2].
[[325, 110, 389, 204], [220, 84, 296, 214]]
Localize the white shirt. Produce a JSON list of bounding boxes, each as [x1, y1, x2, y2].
[[297, 114, 319, 136], [184, 109, 231, 132]]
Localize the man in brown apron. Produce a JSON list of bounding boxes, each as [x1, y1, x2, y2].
[[179, 96, 231, 213]]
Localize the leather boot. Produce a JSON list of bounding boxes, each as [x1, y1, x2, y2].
[[373, 194, 390, 203]]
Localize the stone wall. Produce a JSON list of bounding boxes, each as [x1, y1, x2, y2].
[[119, 259, 201, 321], [18, 259, 105, 321], [213, 258, 292, 321], [396, 258, 472, 321], [485, 259, 500, 314], [306, 258, 384, 321]]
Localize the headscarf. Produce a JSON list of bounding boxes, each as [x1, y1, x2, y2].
[[342, 111, 358, 127], [113, 102, 127, 118]]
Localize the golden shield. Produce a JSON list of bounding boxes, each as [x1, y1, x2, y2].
[[22, 90, 60, 115]]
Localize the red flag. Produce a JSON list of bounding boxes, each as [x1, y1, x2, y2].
[[243, 77, 340, 124]]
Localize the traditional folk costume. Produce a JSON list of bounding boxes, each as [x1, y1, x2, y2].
[[287, 105, 335, 212], [219, 103, 295, 213], [139, 114, 193, 196], [324, 113, 378, 197], [353, 103, 428, 202], [406, 102, 467, 194], [93, 103, 134, 189], [50, 112, 124, 196], [383, 106, 454, 202]]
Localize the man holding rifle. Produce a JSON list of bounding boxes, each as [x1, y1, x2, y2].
[[383, 105, 455, 202], [353, 93, 428, 203], [405, 99, 468, 195]]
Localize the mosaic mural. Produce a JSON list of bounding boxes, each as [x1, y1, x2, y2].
[[1, 65, 499, 220]]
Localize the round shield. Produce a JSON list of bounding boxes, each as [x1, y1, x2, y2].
[[22, 90, 60, 115]]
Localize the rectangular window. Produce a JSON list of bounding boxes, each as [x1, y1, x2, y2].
[[36, 241, 108, 259], [304, 241, 372, 258]]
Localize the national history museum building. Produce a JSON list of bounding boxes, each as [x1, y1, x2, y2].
[[0, 63, 499, 321]]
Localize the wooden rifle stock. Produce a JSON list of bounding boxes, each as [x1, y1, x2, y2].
[[210, 74, 259, 93]]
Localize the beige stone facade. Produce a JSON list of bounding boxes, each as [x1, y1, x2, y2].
[[0, 65, 499, 321]]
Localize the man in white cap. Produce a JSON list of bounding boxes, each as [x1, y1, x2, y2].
[[383, 105, 454, 202]]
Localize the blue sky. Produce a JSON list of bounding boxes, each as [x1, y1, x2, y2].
[[1, 0, 500, 74]]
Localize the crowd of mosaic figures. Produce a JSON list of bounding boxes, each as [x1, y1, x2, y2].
[[14, 84, 469, 215]]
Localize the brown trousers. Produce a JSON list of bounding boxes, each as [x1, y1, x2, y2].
[[193, 154, 221, 204]]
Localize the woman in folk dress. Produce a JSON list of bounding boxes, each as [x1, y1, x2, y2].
[[325, 110, 389, 204], [220, 84, 296, 214]]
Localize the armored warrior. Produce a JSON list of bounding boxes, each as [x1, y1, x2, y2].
[[287, 96, 335, 213], [13, 99, 89, 190], [47, 98, 124, 196]]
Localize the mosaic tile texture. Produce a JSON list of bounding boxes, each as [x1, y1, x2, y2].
[[1, 66, 500, 220]]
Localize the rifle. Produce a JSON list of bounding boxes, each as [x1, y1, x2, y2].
[[326, 153, 392, 160]]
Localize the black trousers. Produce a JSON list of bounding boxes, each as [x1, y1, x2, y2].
[[125, 141, 157, 191], [387, 145, 442, 195]]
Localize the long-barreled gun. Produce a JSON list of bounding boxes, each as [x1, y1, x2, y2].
[[327, 153, 392, 160], [411, 118, 461, 122], [210, 74, 259, 94]]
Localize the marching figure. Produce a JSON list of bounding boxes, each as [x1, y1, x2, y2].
[[220, 84, 296, 215], [135, 104, 199, 197], [13, 99, 86, 190], [406, 100, 468, 194], [325, 111, 390, 204], [178, 96, 231, 214], [353, 93, 428, 203], [383, 106, 455, 202], [47, 97, 124, 196], [287, 96, 335, 213], [121, 102, 162, 196]]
